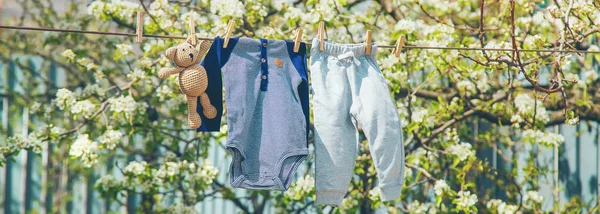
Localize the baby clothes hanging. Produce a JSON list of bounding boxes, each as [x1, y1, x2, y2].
[[195, 37, 225, 132], [309, 38, 406, 205], [212, 36, 310, 190]]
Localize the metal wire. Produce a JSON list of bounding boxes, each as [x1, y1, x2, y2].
[[2, 25, 600, 54]]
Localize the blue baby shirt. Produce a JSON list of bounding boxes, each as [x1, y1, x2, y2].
[[196, 36, 309, 137]]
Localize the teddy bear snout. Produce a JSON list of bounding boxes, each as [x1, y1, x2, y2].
[[189, 53, 194, 59]]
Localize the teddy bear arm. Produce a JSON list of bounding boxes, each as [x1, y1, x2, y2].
[[158, 67, 184, 79], [193, 41, 212, 64]]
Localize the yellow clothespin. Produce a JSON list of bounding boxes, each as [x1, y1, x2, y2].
[[188, 14, 197, 46], [136, 11, 144, 43], [223, 20, 234, 48], [293, 28, 303, 53], [318, 21, 325, 51], [365, 30, 372, 55], [393, 35, 405, 57]]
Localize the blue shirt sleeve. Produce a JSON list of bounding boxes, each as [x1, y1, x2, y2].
[[196, 37, 224, 132]]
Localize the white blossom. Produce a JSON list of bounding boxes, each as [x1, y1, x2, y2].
[[447, 143, 475, 162], [156, 85, 173, 101], [210, 0, 245, 19], [192, 161, 219, 185], [339, 197, 358, 210], [583, 69, 598, 84], [30, 102, 42, 113], [181, 11, 207, 27], [51, 126, 65, 135], [498, 203, 518, 214], [128, 69, 146, 81], [455, 190, 478, 208], [566, 116, 579, 125], [69, 134, 99, 167], [116, 44, 133, 56], [487, 199, 517, 214], [395, 19, 419, 33], [143, 39, 167, 54], [405, 167, 413, 178], [136, 57, 153, 68], [411, 148, 427, 165], [87, 1, 105, 19], [95, 0, 140, 19], [368, 186, 381, 201], [510, 114, 523, 128], [486, 199, 503, 208], [94, 70, 105, 82], [81, 84, 106, 97], [444, 128, 461, 143], [109, 95, 137, 115], [286, 174, 314, 200], [283, 7, 304, 22], [457, 80, 476, 96], [165, 162, 179, 177], [379, 54, 399, 71], [61, 49, 76, 61], [55, 88, 76, 110], [514, 94, 550, 123], [166, 204, 196, 214], [124, 161, 147, 175], [71, 100, 96, 118], [296, 174, 314, 192], [522, 129, 564, 147], [98, 129, 122, 150], [95, 174, 117, 189], [411, 109, 434, 127], [158, 55, 170, 66], [407, 200, 429, 214], [76, 57, 98, 70], [434, 180, 450, 195], [525, 190, 544, 203]]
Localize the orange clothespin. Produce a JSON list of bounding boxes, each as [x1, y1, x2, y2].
[[365, 30, 372, 55], [188, 14, 197, 46], [136, 11, 144, 43], [318, 21, 325, 51], [293, 28, 303, 53], [393, 35, 405, 57], [223, 20, 234, 48]]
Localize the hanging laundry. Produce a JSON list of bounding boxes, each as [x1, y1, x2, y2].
[[309, 38, 405, 206], [195, 37, 225, 132], [213, 37, 310, 190]]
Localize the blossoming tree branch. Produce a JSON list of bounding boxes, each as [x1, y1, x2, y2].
[[1, 0, 599, 213]]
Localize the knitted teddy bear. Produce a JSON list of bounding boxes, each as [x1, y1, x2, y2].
[[158, 37, 217, 128]]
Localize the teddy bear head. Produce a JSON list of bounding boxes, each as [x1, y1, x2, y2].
[[165, 40, 210, 68]]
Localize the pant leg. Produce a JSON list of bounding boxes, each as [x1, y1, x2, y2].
[[311, 49, 358, 206], [347, 52, 405, 202]]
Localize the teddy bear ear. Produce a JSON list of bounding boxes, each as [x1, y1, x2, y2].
[[196, 40, 211, 56], [165, 47, 177, 60], [186, 36, 196, 45]]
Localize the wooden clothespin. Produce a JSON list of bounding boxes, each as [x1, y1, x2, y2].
[[318, 21, 325, 51], [188, 14, 197, 46], [293, 28, 303, 53], [365, 30, 372, 55], [223, 20, 234, 48], [136, 11, 144, 43], [393, 35, 406, 57]]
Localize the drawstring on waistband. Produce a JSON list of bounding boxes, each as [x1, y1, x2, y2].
[[337, 51, 362, 66]]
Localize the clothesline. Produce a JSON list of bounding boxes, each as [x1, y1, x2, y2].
[[2, 25, 600, 54]]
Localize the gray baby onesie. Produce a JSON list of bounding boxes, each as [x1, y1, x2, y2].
[[221, 37, 309, 190]]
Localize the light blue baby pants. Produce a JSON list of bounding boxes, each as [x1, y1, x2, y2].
[[310, 38, 406, 206]]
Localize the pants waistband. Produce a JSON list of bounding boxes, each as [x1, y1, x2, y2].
[[310, 38, 378, 58]]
